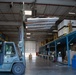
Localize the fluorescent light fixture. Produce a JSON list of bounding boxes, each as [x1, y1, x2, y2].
[[26, 26, 28, 28], [24, 10, 32, 15], [27, 27, 50, 30], [69, 12, 75, 15], [26, 33, 31, 35], [27, 37, 30, 39]]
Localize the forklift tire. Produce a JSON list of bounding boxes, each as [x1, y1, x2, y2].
[[12, 63, 25, 75]]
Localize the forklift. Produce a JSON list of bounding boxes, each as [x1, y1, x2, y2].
[[0, 3, 26, 74], [0, 24, 25, 75], [0, 41, 25, 75]]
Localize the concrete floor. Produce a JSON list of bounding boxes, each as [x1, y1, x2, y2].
[[0, 57, 76, 75]]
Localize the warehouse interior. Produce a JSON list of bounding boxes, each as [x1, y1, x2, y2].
[[0, 0, 76, 75]]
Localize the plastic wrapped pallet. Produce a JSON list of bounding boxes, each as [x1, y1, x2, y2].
[[71, 20, 76, 26], [58, 27, 69, 37], [58, 20, 70, 30], [72, 28, 76, 32], [58, 20, 76, 37], [58, 20, 76, 30], [54, 33, 58, 40]]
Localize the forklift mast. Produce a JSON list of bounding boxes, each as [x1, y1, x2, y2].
[[18, 2, 26, 65], [18, 24, 25, 65]]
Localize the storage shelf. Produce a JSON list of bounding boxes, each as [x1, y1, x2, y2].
[[39, 31, 76, 66]]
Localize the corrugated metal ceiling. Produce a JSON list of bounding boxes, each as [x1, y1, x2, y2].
[[0, 1, 75, 41]]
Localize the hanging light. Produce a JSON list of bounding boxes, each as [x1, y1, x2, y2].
[[26, 33, 31, 35], [69, 12, 75, 15], [27, 37, 30, 39], [24, 10, 32, 15]]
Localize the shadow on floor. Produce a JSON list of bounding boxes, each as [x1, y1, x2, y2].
[[0, 72, 13, 75]]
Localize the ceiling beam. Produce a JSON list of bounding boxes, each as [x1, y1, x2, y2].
[[0, 20, 21, 22], [0, 12, 20, 15], [37, 13, 76, 17], [26, 30, 48, 32], [3, 32, 18, 34], [0, 30, 18, 32], [26, 29, 50, 32], [0, 21, 21, 26], [0, 0, 76, 7], [37, 13, 76, 20], [36, 0, 76, 7], [0, 9, 8, 21]]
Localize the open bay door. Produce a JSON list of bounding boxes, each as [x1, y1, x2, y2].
[[25, 41, 36, 58]]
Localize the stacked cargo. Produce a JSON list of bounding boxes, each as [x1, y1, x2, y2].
[[0, 32, 5, 41], [40, 40, 46, 46], [53, 33, 58, 40], [71, 20, 76, 32], [58, 20, 76, 37], [40, 37, 53, 46]]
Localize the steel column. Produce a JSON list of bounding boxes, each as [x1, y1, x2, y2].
[[49, 45, 50, 52], [69, 36, 75, 44], [48, 44, 50, 55], [66, 36, 70, 66], [55, 41, 57, 58]]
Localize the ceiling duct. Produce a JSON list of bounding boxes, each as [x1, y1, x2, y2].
[[26, 17, 59, 30], [30, 0, 37, 17]]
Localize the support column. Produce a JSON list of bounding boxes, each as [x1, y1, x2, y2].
[[66, 36, 70, 66], [48, 45, 50, 52], [55, 41, 57, 58], [22, 2, 25, 65], [48, 45, 50, 59], [47, 45, 50, 55], [19, 2, 25, 65]]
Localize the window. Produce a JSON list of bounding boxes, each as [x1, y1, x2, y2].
[[5, 43, 15, 56]]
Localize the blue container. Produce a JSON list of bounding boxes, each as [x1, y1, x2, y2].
[[73, 55, 76, 59], [72, 55, 76, 69]]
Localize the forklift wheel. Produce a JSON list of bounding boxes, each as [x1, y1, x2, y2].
[[12, 63, 25, 75]]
